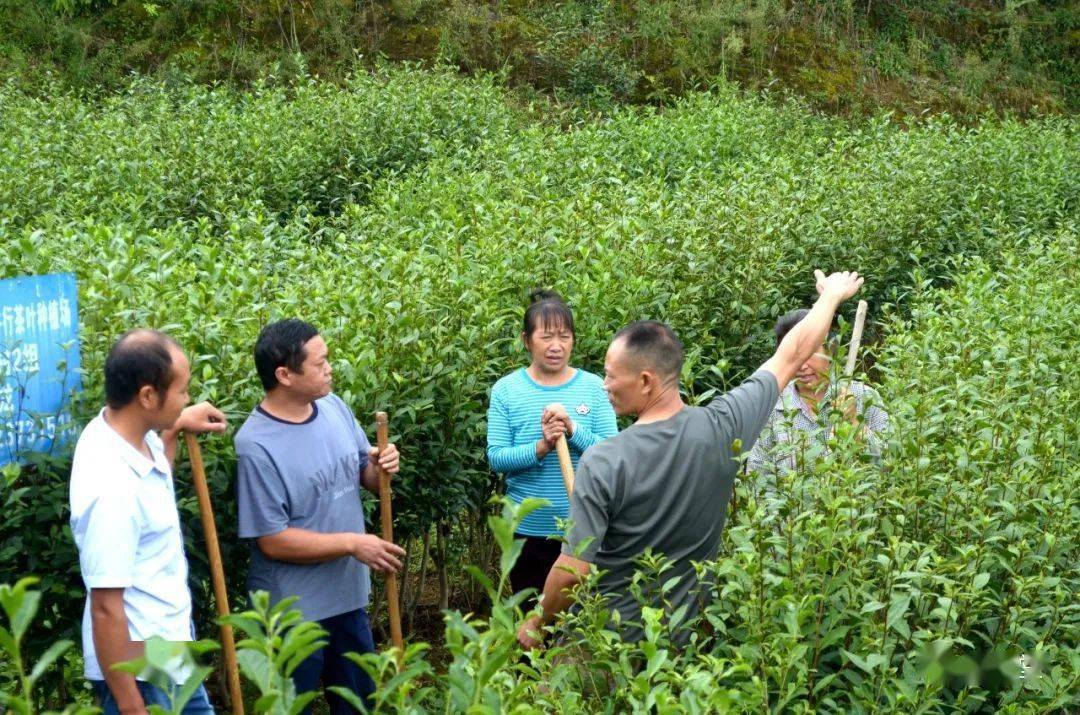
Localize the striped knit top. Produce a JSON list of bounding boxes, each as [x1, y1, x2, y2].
[[486, 367, 618, 537]]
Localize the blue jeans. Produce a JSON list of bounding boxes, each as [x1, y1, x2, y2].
[[91, 680, 214, 714], [292, 607, 376, 714]]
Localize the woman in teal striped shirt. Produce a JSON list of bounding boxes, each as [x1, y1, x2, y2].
[[487, 290, 618, 606]]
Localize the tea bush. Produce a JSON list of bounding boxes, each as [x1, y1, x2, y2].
[[0, 69, 1076, 706], [684, 227, 1080, 712], [7, 225, 1078, 715], [380, 226, 1077, 713], [0, 66, 520, 229]]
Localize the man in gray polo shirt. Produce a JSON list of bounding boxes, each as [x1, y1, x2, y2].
[[235, 319, 404, 713], [518, 269, 864, 647]]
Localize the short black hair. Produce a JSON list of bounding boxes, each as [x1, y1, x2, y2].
[[254, 319, 320, 391], [523, 288, 575, 339], [613, 320, 684, 380], [774, 309, 838, 348], [104, 329, 181, 409]]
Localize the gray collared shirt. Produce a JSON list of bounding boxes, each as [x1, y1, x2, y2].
[[747, 379, 889, 477]]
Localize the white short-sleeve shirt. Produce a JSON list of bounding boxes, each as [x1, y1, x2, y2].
[[69, 410, 194, 681]]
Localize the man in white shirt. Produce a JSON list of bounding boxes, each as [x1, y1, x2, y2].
[[70, 329, 226, 714]]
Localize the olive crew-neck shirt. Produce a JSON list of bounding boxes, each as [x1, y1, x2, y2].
[[563, 371, 778, 642]]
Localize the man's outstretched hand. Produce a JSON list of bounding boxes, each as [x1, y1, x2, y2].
[[815, 270, 864, 303]]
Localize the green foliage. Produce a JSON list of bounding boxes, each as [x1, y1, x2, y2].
[[437, 498, 545, 711], [0, 66, 520, 230], [0, 578, 94, 715], [338, 496, 551, 712], [335, 642, 434, 714], [0, 70, 1075, 655], [0, 70, 1075, 710], [0, 452, 85, 681], [311, 229, 1080, 712], [223, 593, 328, 713], [112, 638, 218, 715], [3, 219, 1079, 712], [0, 0, 1076, 115]]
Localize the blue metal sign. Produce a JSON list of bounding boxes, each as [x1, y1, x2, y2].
[[0, 273, 81, 466]]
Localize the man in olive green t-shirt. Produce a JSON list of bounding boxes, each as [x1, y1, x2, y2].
[[518, 269, 865, 647]]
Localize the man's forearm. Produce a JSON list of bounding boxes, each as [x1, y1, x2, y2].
[[539, 576, 577, 624], [91, 600, 145, 711], [361, 461, 382, 492], [537, 556, 590, 624], [258, 528, 356, 564], [783, 293, 843, 367], [764, 292, 844, 390]]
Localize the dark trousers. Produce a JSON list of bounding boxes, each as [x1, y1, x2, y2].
[[292, 607, 376, 714], [509, 533, 563, 612]]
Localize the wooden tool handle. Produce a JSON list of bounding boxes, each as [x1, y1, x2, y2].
[[375, 413, 394, 543], [555, 434, 575, 496], [374, 412, 404, 655], [184, 433, 244, 715], [844, 299, 869, 378]]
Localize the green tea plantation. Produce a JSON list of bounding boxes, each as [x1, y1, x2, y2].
[[0, 68, 1076, 712]]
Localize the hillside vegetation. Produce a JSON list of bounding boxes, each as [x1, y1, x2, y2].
[[1, 0, 1076, 116]]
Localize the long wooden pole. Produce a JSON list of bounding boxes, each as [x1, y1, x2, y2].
[[184, 433, 244, 715], [555, 435, 574, 496], [375, 412, 404, 658], [844, 300, 869, 378]]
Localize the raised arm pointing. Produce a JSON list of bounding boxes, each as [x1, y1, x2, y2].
[[760, 270, 864, 393]]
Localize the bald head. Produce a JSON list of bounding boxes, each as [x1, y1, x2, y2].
[[104, 329, 183, 408]]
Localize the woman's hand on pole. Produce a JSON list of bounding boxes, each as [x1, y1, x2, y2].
[[542, 403, 575, 437], [541, 417, 568, 447]]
